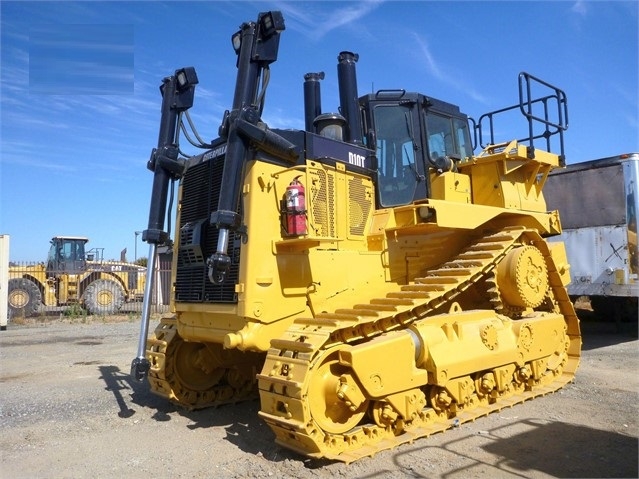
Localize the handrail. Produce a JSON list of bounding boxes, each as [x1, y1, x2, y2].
[[472, 72, 568, 166]]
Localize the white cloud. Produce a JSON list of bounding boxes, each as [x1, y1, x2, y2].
[[275, 0, 384, 39], [262, 107, 304, 130], [411, 32, 488, 105], [572, 0, 588, 17], [412, 33, 445, 81]]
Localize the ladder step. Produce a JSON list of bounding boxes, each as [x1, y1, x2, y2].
[[315, 312, 360, 322], [428, 268, 472, 276], [387, 291, 431, 299], [466, 242, 505, 251], [414, 276, 458, 284], [458, 251, 496, 259], [334, 308, 380, 318], [353, 303, 398, 312], [401, 284, 439, 293], [371, 297, 415, 306], [440, 260, 483, 268]]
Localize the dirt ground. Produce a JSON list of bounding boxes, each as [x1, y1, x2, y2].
[[0, 304, 637, 479]]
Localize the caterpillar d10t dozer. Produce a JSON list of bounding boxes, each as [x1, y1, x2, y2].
[[131, 11, 581, 462]]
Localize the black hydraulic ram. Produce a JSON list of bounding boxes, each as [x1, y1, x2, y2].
[[207, 11, 296, 285], [130, 67, 198, 381]]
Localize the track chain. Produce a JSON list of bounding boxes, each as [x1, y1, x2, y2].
[[257, 227, 581, 462], [147, 319, 260, 408]]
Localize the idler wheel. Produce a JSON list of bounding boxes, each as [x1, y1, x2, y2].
[[496, 245, 548, 308]]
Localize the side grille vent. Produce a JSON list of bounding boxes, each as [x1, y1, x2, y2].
[[309, 168, 336, 237], [348, 176, 372, 236], [175, 155, 240, 303], [179, 219, 207, 265]]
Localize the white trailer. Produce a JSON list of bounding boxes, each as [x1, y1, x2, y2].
[[1, 234, 9, 330], [545, 153, 638, 322]]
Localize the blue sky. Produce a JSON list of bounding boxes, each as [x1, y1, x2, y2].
[[1, 1, 637, 261]]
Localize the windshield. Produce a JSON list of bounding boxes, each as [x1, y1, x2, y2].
[[374, 104, 420, 207], [48, 239, 86, 262]]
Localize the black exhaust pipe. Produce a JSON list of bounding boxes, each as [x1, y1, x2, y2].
[[303, 72, 324, 133], [337, 51, 363, 145]]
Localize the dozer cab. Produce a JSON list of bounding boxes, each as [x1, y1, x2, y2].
[[8, 236, 145, 318], [131, 11, 580, 462]]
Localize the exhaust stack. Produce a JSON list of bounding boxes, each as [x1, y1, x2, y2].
[[337, 51, 363, 145], [303, 72, 324, 133]]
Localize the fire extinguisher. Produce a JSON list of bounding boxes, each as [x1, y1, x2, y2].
[[285, 176, 307, 236]]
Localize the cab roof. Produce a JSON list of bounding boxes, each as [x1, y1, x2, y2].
[[51, 236, 89, 242]]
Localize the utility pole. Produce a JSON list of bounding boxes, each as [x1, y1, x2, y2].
[[134, 231, 142, 262]]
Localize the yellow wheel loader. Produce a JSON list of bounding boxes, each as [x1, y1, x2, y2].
[[131, 11, 580, 462], [8, 236, 145, 318]]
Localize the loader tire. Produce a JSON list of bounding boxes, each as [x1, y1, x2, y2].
[[84, 279, 124, 315], [8, 278, 42, 319]]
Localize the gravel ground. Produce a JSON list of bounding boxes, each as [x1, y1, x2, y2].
[[0, 307, 637, 479]]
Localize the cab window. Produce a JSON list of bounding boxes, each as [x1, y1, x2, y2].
[[426, 113, 472, 162], [454, 118, 473, 160]]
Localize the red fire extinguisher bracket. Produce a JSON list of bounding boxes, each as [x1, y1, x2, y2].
[[285, 176, 307, 236]]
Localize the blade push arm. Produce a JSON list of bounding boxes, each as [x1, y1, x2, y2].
[[207, 11, 289, 285], [131, 67, 198, 381]]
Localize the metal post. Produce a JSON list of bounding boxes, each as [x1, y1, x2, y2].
[[0, 235, 9, 331], [134, 231, 142, 262]]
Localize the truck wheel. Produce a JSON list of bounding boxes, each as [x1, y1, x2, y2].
[[592, 296, 638, 322], [589, 296, 611, 318], [84, 279, 125, 315], [8, 278, 42, 319]]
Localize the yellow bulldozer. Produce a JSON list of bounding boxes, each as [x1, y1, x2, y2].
[[131, 11, 581, 462], [8, 236, 145, 318]]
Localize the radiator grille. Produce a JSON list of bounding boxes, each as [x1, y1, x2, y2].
[[175, 156, 240, 303]]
